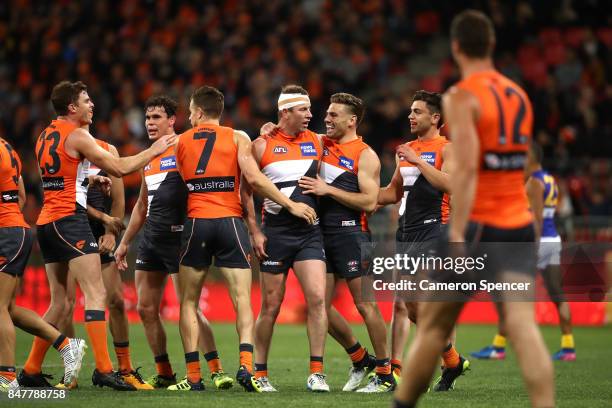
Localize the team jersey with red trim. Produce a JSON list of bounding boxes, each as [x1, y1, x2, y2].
[[36, 119, 89, 225], [454, 70, 533, 228], [319, 136, 369, 233], [84, 139, 111, 214], [0, 138, 28, 228], [143, 144, 187, 233], [176, 124, 242, 219], [398, 136, 450, 233], [258, 129, 321, 229]]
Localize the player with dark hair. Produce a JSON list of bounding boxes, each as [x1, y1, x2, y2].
[[21, 80, 174, 390], [172, 85, 316, 392], [393, 10, 554, 408]]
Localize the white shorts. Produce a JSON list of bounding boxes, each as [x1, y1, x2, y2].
[[537, 235, 561, 269]]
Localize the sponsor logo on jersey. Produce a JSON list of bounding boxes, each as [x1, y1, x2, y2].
[[136, 259, 144, 264], [171, 225, 184, 232], [160, 156, 177, 171], [347, 259, 359, 273], [339, 156, 354, 170], [186, 176, 235, 192], [300, 142, 317, 156], [420, 152, 436, 165], [144, 164, 151, 171], [341, 220, 356, 227], [262, 260, 283, 266], [1, 191, 18, 203], [273, 146, 288, 154], [76, 240, 85, 250], [41, 177, 64, 191]]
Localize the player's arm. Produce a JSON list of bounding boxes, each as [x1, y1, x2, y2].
[[298, 148, 381, 213], [240, 138, 268, 259], [17, 176, 26, 210], [235, 130, 317, 224], [377, 156, 403, 205], [115, 170, 148, 271], [525, 176, 545, 242], [397, 143, 452, 193], [443, 88, 480, 242], [69, 128, 176, 177], [98, 144, 126, 253]]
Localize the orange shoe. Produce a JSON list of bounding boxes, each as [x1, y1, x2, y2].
[[121, 368, 154, 390]]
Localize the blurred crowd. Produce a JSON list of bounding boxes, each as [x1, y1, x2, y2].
[[1, 0, 610, 223]]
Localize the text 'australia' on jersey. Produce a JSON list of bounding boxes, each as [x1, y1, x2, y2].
[[0, 138, 28, 228], [454, 70, 533, 229], [259, 129, 321, 230], [531, 169, 559, 238], [144, 145, 187, 233], [319, 136, 369, 234], [176, 124, 242, 219], [398, 136, 450, 233], [35, 119, 89, 225]]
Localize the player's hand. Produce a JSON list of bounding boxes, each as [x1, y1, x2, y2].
[[114, 242, 129, 271], [150, 134, 178, 156], [259, 122, 279, 136], [102, 214, 125, 236], [287, 202, 317, 224], [98, 233, 116, 254], [89, 175, 112, 196], [298, 176, 330, 196], [250, 230, 268, 260], [396, 145, 421, 165]]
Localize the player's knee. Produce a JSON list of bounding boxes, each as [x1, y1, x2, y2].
[[354, 301, 376, 318], [64, 296, 76, 317], [261, 296, 283, 319], [306, 295, 325, 313], [107, 291, 125, 313], [137, 301, 159, 323]]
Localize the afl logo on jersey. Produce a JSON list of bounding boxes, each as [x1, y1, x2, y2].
[[339, 156, 354, 170], [420, 152, 436, 165], [160, 156, 177, 171], [300, 142, 317, 157], [273, 146, 288, 154], [323, 148, 329, 156]]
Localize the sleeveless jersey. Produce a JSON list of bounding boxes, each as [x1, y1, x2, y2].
[[319, 136, 369, 234], [36, 119, 89, 225], [0, 138, 28, 228], [531, 169, 559, 238], [144, 144, 187, 233], [258, 129, 321, 229], [84, 139, 111, 215], [454, 70, 533, 228], [176, 124, 242, 219], [398, 136, 450, 233]]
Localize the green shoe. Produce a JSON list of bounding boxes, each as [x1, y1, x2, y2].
[[211, 371, 234, 389], [167, 377, 204, 391], [145, 373, 177, 389], [432, 356, 470, 392]]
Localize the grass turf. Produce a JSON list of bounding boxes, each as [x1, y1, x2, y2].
[[5, 323, 612, 407]]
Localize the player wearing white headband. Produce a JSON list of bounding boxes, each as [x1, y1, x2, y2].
[[243, 84, 330, 392]]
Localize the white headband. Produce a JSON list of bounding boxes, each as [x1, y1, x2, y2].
[[278, 93, 310, 111]]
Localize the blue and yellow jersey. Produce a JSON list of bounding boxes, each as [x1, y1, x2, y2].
[[531, 169, 558, 238]]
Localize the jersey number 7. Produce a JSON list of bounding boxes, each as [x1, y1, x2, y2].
[[194, 131, 216, 175]]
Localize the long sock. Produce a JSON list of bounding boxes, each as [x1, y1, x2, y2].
[[390, 358, 402, 376], [375, 358, 392, 376], [204, 350, 222, 374], [0, 366, 16, 382], [310, 356, 323, 374], [441, 343, 460, 368], [561, 334, 575, 350], [154, 354, 174, 377], [345, 342, 367, 366], [185, 351, 201, 383], [23, 337, 52, 374], [114, 341, 134, 373], [254, 363, 268, 379], [84, 310, 113, 373], [492, 334, 506, 349], [239, 343, 253, 373], [52, 335, 69, 352]]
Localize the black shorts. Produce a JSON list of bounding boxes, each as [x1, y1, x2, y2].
[[260, 225, 326, 274], [396, 223, 443, 255], [180, 217, 252, 269], [324, 231, 371, 279], [136, 228, 182, 274], [37, 213, 99, 264], [0, 227, 34, 277], [90, 221, 114, 265]]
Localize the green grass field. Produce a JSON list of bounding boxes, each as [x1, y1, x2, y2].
[[5, 323, 612, 407]]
